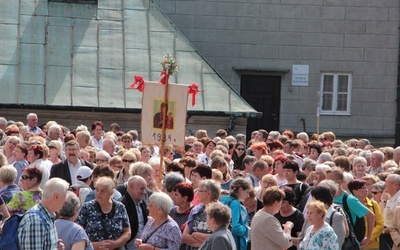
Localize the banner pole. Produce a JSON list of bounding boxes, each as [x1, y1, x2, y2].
[[158, 73, 170, 189]]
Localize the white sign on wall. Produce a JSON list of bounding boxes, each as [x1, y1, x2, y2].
[[292, 64, 309, 86]]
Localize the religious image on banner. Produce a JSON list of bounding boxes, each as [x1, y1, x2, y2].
[[141, 81, 188, 150], [152, 99, 175, 130]]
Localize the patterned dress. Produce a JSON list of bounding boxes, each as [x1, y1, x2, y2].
[[76, 200, 130, 242], [298, 223, 339, 250], [187, 204, 212, 250], [7, 190, 42, 215], [141, 218, 182, 250]]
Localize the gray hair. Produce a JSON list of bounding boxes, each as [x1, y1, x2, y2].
[[130, 162, 153, 177], [42, 178, 69, 200], [48, 124, 61, 134], [148, 157, 165, 169], [318, 179, 338, 198], [0, 164, 17, 183], [163, 172, 184, 192], [149, 192, 173, 214], [199, 179, 221, 201], [372, 150, 384, 161], [269, 131, 281, 140], [317, 152, 333, 163], [359, 150, 372, 161], [296, 132, 309, 142], [26, 113, 37, 120], [315, 164, 331, 174], [353, 156, 367, 167], [371, 181, 385, 192], [59, 191, 80, 218], [95, 176, 115, 193], [302, 159, 317, 171], [386, 174, 400, 186], [96, 150, 111, 161]]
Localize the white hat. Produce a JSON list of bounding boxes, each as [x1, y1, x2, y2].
[[77, 166, 92, 180]]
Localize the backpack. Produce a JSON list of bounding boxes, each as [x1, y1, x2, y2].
[[0, 210, 47, 250], [334, 193, 363, 250]]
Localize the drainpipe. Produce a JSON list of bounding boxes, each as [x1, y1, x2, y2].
[[396, 30, 400, 146]]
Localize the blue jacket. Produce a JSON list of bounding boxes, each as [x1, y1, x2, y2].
[[220, 195, 249, 250]]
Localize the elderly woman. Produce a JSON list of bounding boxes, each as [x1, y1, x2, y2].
[[298, 201, 339, 250], [55, 191, 93, 250], [48, 140, 62, 164], [148, 157, 164, 192], [77, 177, 131, 249], [27, 144, 50, 189], [0, 165, 21, 203], [348, 179, 384, 249], [84, 165, 122, 202], [198, 203, 236, 250], [109, 155, 123, 173], [182, 179, 220, 250], [116, 151, 136, 185], [11, 143, 29, 184], [220, 177, 250, 250], [7, 166, 42, 215], [95, 150, 111, 166], [371, 181, 385, 209], [251, 186, 294, 250], [1, 136, 21, 163], [135, 192, 182, 250]]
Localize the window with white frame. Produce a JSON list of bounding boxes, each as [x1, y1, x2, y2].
[[319, 73, 352, 115]]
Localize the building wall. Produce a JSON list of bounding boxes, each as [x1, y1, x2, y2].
[[156, 0, 400, 138], [0, 108, 247, 138]]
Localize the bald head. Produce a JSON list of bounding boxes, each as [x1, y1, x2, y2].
[[127, 175, 147, 202]]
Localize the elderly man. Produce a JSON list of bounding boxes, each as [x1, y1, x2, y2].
[[26, 113, 43, 135], [380, 174, 400, 249], [18, 178, 69, 249], [46, 124, 63, 145], [50, 140, 93, 186], [366, 150, 384, 176], [120, 176, 149, 250], [76, 130, 91, 149], [102, 138, 116, 157]]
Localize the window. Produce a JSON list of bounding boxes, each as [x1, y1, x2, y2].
[[49, 0, 97, 4], [319, 73, 352, 115]]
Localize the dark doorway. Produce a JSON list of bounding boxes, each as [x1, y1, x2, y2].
[[241, 75, 281, 141]]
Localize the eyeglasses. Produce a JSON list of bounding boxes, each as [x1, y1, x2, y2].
[[123, 141, 132, 143], [48, 146, 57, 149], [236, 148, 245, 151], [198, 189, 208, 192], [21, 175, 34, 180], [371, 191, 382, 195], [123, 159, 135, 163], [95, 159, 108, 163]]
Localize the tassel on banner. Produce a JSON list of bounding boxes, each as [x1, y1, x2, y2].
[[129, 75, 145, 92], [188, 83, 199, 106]]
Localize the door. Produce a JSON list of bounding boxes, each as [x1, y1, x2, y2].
[[241, 75, 281, 141]]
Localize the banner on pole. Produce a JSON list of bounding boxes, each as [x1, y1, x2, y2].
[[141, 81, 188, 150]]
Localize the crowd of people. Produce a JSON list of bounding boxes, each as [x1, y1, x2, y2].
[[0, 113, 399, 249]]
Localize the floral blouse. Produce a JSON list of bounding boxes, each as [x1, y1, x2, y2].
[[7, 190, 42, 215], [141, 218, 182, 250], [299, 223, 339, 250], [76, 200, 130, 242]]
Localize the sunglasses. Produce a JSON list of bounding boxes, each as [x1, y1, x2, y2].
[[371, 191, 382, 195], [21, 175, 34, 180], [236, 148, 245, 151], [123, 159, 135, 163]]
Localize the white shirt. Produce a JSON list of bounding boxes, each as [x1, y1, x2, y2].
[[68, 160, 83, 185]]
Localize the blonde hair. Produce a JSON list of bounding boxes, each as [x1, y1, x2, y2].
[[306, 200, 326, 218]]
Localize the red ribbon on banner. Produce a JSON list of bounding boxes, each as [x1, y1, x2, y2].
[[129, 75, 145, 92], [160, 71, 169, 85], [188, 83, 199, 106]]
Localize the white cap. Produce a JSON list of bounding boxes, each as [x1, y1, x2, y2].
[[77, 166, 92, 180]]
